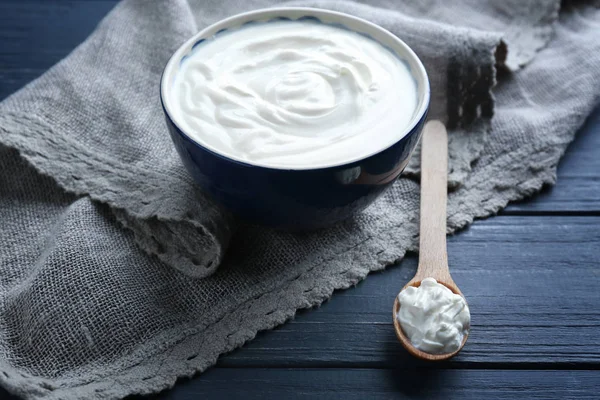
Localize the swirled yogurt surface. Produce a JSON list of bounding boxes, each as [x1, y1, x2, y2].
[[397, 278, 470, 354], [169, 20, 418, 168]]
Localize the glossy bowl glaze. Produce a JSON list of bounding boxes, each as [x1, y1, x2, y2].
[[161, 7, 430, 229]]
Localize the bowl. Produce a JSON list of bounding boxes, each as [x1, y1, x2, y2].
[[160, 7, 430, 230]]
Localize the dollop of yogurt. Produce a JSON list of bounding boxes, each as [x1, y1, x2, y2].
[[397, 278, 470, 354], [170, 20, 418, 169]]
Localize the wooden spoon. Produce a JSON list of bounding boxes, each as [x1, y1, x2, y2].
[[392, 120, 469, 361]]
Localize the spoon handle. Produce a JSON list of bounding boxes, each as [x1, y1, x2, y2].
[[414, 120, 451, 283]]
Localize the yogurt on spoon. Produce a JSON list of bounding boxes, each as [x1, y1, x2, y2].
[[397, 277, 471, 354]]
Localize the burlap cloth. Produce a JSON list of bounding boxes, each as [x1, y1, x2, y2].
[[0, 0, 598, 398]]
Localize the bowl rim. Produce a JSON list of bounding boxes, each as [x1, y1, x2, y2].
[[160, 7, 431, 171]]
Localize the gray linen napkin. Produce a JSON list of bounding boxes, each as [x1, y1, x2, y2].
[[1, 0, 599, 399], [0, 0, 510, 278]]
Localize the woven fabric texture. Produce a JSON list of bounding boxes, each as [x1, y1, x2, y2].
[[0, 1, 598, 399]]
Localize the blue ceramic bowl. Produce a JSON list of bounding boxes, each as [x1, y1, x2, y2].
[[161, 8, 430, 230]]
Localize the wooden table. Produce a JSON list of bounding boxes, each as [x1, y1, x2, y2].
[[1, 2, 599, 399]]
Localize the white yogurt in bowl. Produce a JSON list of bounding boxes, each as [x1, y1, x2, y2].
[[160, 8, 430, 228], [167, 18, 419, 169]]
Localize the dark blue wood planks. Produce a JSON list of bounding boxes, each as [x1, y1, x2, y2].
[[1, 1, 599, 400], [150, 369, 600, 400], [0, 0, 118, 97], [216, 216, 600, 367]]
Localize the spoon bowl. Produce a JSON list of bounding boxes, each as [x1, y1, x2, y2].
[[393, 279, 469, 361], [392, 120, 469, 361]]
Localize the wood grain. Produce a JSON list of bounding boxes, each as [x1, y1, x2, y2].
[[1, 1, 600, 400], [217, 216, 600, 367], [0, 0, 118, 98], [415, 120, 451, 283], [148, 369, 600, 399], [5, 368, 598, 399]]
